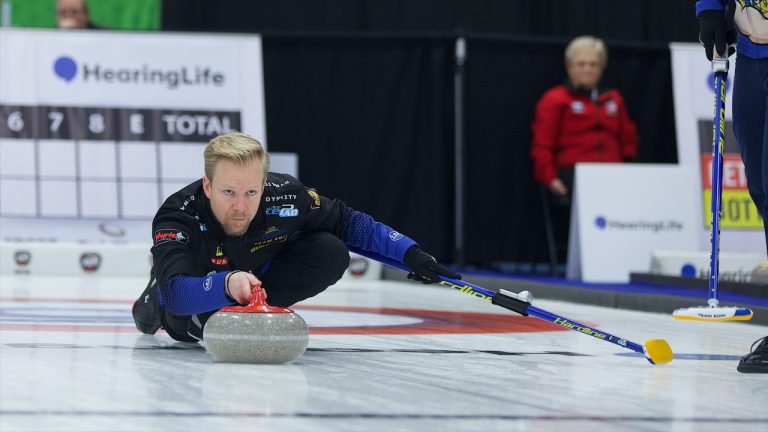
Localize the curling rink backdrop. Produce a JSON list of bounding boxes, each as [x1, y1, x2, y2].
[[0, 29, 767, 432]]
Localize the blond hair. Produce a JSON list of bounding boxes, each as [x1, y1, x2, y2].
[[204, 132, 270, 180], [565, 36, 608, 68]]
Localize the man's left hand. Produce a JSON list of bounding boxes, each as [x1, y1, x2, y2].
[[403, 246, 461, 284]]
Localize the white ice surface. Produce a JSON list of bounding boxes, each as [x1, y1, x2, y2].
[[1, 275, 766, 432]]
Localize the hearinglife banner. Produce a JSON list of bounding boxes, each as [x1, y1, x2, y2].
[[670, 42, 764, 254], [566, 164, 699, 283], [0, 28, 295, 244]]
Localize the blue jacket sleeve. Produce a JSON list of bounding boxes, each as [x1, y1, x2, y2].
[[157, 271, 235, 315], [342, 210, 417, 262], [695, 0, 726, 16]]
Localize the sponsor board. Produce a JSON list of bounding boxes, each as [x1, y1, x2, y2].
[[567, 164, 699, 282], [1, 241, 151, 276]]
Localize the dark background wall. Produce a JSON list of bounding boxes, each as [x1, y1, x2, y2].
[[161, 0, 700, 270], [162, 0, 698, 43]]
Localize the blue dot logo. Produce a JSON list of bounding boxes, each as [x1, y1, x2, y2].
[[707, 72, 731, 93], [53, 56, 77, 82], [680, 263, 696, 278], [594, 216, 607, 229]]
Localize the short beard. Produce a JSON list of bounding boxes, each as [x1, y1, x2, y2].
[[224, 225, 248, 237]]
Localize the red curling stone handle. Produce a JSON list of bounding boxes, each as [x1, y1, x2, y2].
[[219, 285, 294, 313]]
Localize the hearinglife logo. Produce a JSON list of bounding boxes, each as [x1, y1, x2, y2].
[[53, 56, 226, 89], [594, 215, 683, 233]]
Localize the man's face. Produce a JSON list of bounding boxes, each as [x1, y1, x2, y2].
[[57, 0, 89, 29], [203, 158, 265, 237]]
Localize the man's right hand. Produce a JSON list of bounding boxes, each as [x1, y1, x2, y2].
[[548, 178, 568, 197], [699, 10, 734, 61], [225, 271, 262, 304]]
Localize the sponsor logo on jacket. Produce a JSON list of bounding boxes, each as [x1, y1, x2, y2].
[[308, 189, 320, 209], [210, 256, 229, 266], [265, 194, 297, 202], [262, 226, 285, 239], [154, 229, 189, 245], [179, 195, 195, 211], [265, 180, 290, 188], [266, 205, 299, 217], [250, 235, 288, 252], [210, 245, 228, 265]]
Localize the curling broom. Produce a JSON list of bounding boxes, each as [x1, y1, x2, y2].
[[672, 54, 753, 322], [352, 248, 673, 365]]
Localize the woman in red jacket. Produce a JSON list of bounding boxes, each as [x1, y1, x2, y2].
[[531, 35, 639, 197], [530, 36, 638, 267]]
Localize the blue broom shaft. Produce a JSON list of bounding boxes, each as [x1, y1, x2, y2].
[[526, 304, 644, 354], [350, 248, 645, 355], [709, 71, 727, 302]]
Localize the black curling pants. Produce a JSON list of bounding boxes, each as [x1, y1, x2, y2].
[[162, 231, 350, 342], [259, 231, 351, 307]]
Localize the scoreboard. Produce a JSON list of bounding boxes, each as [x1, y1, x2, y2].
[[0, 104, 240, 219], [0, 29, 282, 243]]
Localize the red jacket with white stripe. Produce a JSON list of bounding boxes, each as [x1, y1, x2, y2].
[[530, 83, 639, 186]]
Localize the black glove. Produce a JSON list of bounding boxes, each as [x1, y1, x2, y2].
[[699, 10, 735, 61], [403, 246, 461, 284]]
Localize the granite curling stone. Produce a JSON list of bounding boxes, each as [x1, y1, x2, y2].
[[204, 286, 309, 364]]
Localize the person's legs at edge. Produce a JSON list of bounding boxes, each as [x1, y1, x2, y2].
[[733, 54, 768, 249], [732, 53, 768, 373]]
